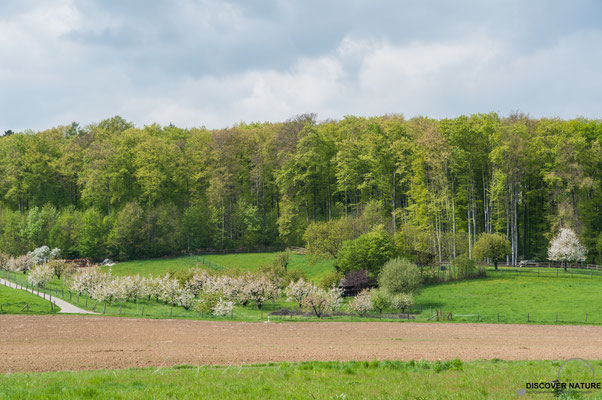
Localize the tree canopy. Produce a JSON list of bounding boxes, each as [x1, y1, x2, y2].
[[0, 113, 600, 264]]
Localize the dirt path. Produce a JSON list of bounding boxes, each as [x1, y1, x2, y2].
[[0, 278, 95, 314], [2, 315, 602, 372]]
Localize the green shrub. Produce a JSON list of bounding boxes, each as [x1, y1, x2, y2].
[[284, 269, 307, 286], [320, 270, 343, 290], [194, 291, 223, 316], [453, 255, 476, 278], [170, 268, 197, 286], [337, 226, 396, 277], [378, 257, 421, 294], [370, 289, 391, 318]]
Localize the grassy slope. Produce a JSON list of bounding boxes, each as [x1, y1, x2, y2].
[[107, 253, 335, 283], [0, 284, 60, 314], [1, 360, 600, 399], [6, 259, 602, 325], [415, 267, 602, 324]]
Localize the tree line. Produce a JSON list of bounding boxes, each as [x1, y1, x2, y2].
[[0, 113, 601, 263]]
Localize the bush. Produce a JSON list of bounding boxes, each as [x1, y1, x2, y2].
[[194, 291, 223, 316], [453, 255, 476, 278], [337, 226, 396, 277], [378, 257, 421, 295], [370, 289, 391, 319], [284, 269, 307, 286], [320, 270, 343, 290]]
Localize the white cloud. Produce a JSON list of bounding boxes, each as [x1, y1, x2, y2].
[[1, 1, 602, 132]]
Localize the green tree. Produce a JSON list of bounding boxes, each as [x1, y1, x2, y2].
[[78, 208, 108, 260], [473, 233, 512, 270], [370, 289, 391, 319], [377, 257, 421, 294], [336, 227, 396, 277], [108, 202, 146, 260]]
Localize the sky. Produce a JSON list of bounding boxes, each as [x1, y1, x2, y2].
[[1, 0, 602, 132]]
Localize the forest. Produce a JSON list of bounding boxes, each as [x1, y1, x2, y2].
[[0, 113, 601, 263]]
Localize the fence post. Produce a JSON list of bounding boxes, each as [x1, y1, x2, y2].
[[477, 313, 480, 322], [556, 312, 558, 323], [528, 312, 530, 322], [585, 313, 588, 323], [497, 312, 499, 322], [142, 306, 145, 316]]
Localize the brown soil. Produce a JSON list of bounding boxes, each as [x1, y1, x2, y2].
[[2, 315, 602, 373]]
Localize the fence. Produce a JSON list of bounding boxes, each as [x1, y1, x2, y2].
[[416, 307, 595, 325], [185, 247, 285, 256], [0, 274, 59, 313]]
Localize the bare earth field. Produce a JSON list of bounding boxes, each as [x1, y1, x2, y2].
[[2, 315, 602, 373]]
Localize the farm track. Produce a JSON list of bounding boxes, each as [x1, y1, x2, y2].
[[1, 315, 602, 372], [0, 278, 96, 314]]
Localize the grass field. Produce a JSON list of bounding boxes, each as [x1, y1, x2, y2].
[[5, 257, 602, 325], [415, 267, 602, 325], [0, 283, 60, 314], [0, 359, 599, 399], [107, 252, 335, 282]]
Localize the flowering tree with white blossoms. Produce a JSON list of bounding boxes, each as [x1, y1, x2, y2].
[[243, 274, 281, 309], [27, 264, 55, 288], [68, 267, 106, 295], [285, 278, 314, 308], [548, 228, 587, 271], [348, 289, 373, 316], [8, 254, 35, 274], [141, 276, 163, 302], [119, 275, 143, 302], [159, 274, 183, 306], [28, 246, 61, 265], [391, 292, 414, 313], [88, 273, 125, 305], [302, 285, 342, 318], [212, 298, 234, 316]]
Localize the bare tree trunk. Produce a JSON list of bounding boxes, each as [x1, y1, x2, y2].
[[451, 180, 457, 259], [392, 170, 397, 235]]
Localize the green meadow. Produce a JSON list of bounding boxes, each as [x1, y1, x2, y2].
[[1, 360, 601, 400], [0, 283, 60, 314]]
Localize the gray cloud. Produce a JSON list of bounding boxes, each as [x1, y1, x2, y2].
[[0, 0, 601, 132]]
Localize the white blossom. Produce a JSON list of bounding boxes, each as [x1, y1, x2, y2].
[[68, 267, 106, 295], [302, 285, 341, 318], [548, 228, 587, 264], [28, 246, 61, 265], [212, 298, 234, 316], [8, 254, 35, 273], [285, 278, 314, 307], [391, 292, 414, 313], [27, 264, 54, 288], [348, 289, 373, 316]]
